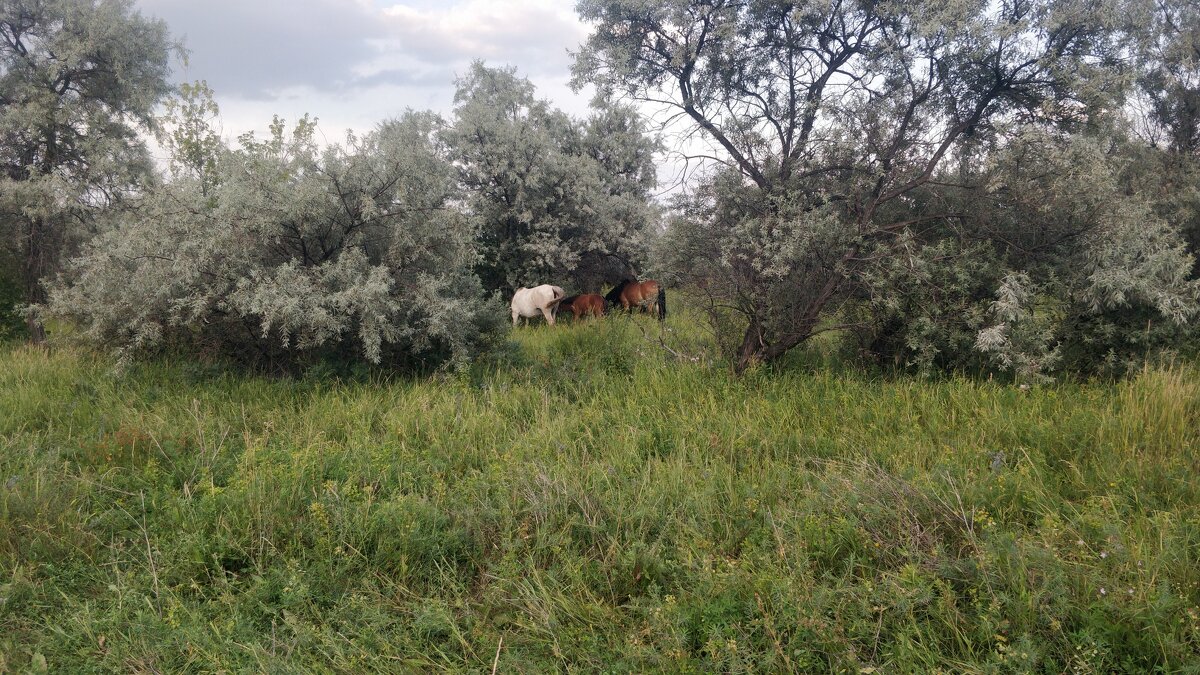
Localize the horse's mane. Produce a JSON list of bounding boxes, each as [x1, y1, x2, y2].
[[604, 279, 633, 305]]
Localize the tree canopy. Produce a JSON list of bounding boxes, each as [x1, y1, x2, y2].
[[0, 0, 173, 340], [11, 0, 1200, 376], [576, 0, 1199, 374], [447, 62, 659, 295]]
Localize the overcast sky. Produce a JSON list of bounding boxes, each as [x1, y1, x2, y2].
[[136, 0, 597, 148]]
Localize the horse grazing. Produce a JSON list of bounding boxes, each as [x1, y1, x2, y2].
[[559, 293, 607, 320], [511, 285, 566, 326], [605, 279, 667, 321]]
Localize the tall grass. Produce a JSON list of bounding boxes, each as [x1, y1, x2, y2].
[[1, 310, 1198, 672]]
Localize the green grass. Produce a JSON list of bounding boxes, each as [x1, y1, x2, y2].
[[2, 307, 1199, 672]]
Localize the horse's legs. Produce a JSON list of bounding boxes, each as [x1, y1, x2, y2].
[[512, 310, 520, 326], [541, 306, 556, 326]]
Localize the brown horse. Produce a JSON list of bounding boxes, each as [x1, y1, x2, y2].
[[559, 293, 607, 320], [605, 279, 667, 321]]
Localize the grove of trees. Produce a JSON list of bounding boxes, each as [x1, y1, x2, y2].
[[3, 0, 1200, 378], [3, 0, 660, 369], [575, 0, 1200, 375]]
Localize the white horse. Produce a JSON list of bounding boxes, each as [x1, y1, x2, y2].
[[511, 285, 566, 326]]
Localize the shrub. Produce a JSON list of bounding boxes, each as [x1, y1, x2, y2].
[[39, 113, 500, 370]]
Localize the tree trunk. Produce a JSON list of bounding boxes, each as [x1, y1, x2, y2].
[[732, 270, 847, 373], [733, 303, 831, 374], [735, 324, 819, 373], [25, 313, 46, 343], [22, 216, 48, 344], [734, 316, 764, 373]]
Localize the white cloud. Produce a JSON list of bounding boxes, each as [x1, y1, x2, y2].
[[141, 0, 387, 98], [136, 0, 595, 142], [377, 0, 586, 75]]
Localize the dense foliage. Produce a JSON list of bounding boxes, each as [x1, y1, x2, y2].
[[27, 61, 662, 368], [40, 113, 499, 369], [577, 0, 1200, 375], [9, 0, 1200, 377], [447, 62, 659, 294], [0, 0, 173, 340], [842, 131, 1200, 379]]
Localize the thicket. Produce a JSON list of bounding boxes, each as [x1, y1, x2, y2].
[[582, 0, 1200, 377], [446, 62, 659, 295], [5, 0, 1200, 378], [24, 63, 660, 370], [39, 112, 499, 371]]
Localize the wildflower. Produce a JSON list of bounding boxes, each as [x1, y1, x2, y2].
[[1100, 551, 1108, 559], [1099, 587, 1107, 596]]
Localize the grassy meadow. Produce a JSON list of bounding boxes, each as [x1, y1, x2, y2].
[[2, 305, 1199, 672]]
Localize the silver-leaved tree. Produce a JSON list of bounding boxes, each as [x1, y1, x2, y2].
[[575, 0, 1199, 374], [445, 62, 660, 294], [40, 104, 499, 370], [0, 0, 173, 341]]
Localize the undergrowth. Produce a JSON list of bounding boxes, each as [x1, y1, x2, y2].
[[1, 307, 1198, 672]]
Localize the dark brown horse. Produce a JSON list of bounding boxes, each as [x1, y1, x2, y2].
[[558, 293, 607, 320], [605, 279, 667, 321]]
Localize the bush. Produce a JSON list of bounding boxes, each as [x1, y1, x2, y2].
[[39, 113, 500, 370]]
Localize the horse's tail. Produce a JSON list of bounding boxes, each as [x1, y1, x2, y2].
[[656, 286, 667, 321]]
